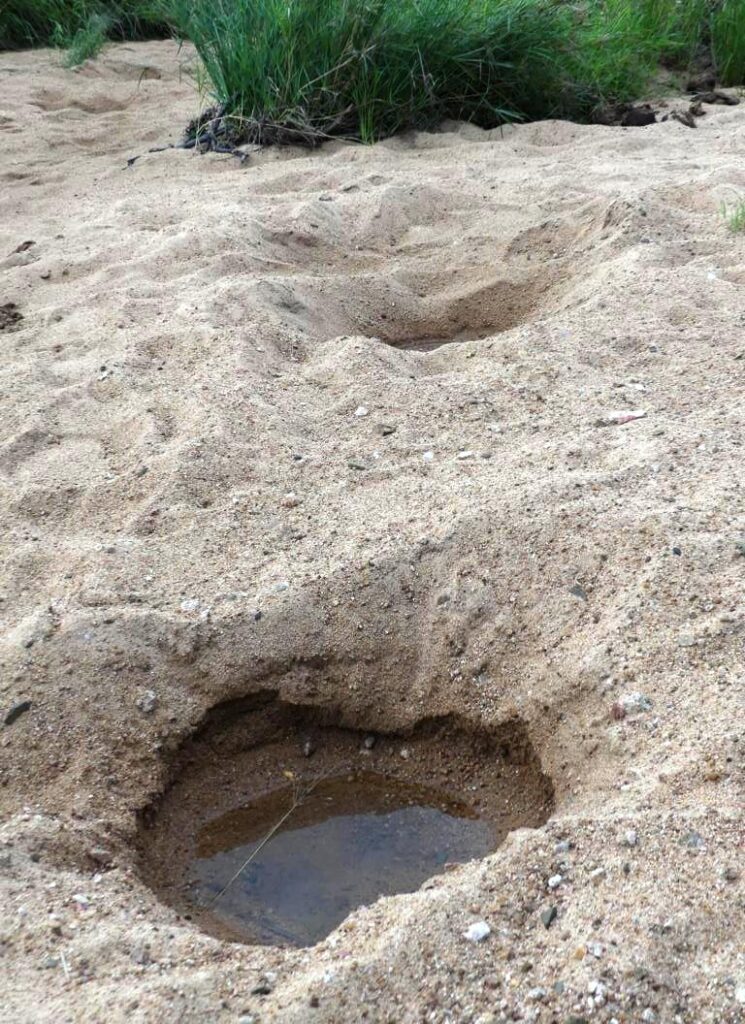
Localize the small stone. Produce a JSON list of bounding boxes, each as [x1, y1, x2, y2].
[[238, 1017, 256, 1024], [378, 423, 397, 436], [527, 987, 547, 1002], [735, 985, 745, 1004], [569, 583, 587, 600], [302, 739, 315, 758], [4, 700, 32, 727], [136, 691, 158, 715], [554, 840, 571, 854], [672, 546, 682, 555], [617, 691, 653, 715], [595, 409, 646, 427], [722, 866, 740, 882], [588, 981, 607, 1003], [281, 492, 301, 508], [131, 944, 151, 966], [641, 1009, 656, 1023], [399, 747, 410, 760], [541, 906, 558, 928], [274, 581, 290, 593], [354, 406, 368, 417], [348, 458, 368, 471], [422, 451, 434, 462], [87, 847, 113, 867], [681, 830, 705, 850], [588, 941, 604, 958], [622, 829, 638, 847], [362, 734, 376, 750], [251, 982, 273, 996], [456, 450, 475, 460], [589, 867, 606, 885], [463, 920, 491, 942], [547, 874, 563, 890], [180, 598, 200, 613]]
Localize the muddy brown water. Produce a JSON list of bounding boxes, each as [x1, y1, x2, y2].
[[190, 772, 497, 946]]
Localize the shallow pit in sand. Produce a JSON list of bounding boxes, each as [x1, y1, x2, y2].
[[138, 693, 554, 946], [341, 268, 561, 352]]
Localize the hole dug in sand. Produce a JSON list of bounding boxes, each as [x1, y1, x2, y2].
[[275, 264, 562, 354], [138, 693, 553, 947], [362, 271, 554, 352]]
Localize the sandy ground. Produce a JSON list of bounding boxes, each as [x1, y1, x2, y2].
[[0, 39, 743, 1024]]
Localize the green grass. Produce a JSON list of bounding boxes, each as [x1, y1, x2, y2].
[[170, 0, 589, 144], [1, 0, 744, 138], [55, 11, 111, 65], [0, 0, 169, 56], [722, 196, 745, 232], [561, 0, 709, 112], [170, 0, 742, 145], [712, 0, 745, 85]]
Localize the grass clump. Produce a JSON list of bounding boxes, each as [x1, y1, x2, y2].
[[0, 0, 169, 56], [562, 0, 708, 112], [712, 0, 745, 85], [171, 0, 745, 148], [2, 0, 744, 139], [54, 11, 111, 66], [171, 0, 588, 145], [722, 196, 745, 232]]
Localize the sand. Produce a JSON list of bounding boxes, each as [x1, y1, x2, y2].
[[0, 39, 743, 1024]]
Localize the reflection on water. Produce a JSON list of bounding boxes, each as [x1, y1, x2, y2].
[[191, 772, 496, 946]]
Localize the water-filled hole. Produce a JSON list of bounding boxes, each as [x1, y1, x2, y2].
[[138, 696, 553, 947], [192, 772, 496, 946]]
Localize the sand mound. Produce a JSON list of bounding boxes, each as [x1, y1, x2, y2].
[[0, 41, 743, 1024]]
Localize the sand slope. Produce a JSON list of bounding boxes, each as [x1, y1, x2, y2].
[[0, 41, 743, 1024]]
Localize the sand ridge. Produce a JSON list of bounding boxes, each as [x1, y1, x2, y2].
[[0, 41, 743, 1024]]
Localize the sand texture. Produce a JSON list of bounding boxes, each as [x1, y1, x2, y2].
[[0, 41, 744, 1024]]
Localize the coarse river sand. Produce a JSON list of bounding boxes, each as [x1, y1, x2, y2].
[[0, 40, 743, 1024]]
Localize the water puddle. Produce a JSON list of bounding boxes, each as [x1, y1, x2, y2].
[[139, 697, 554, 947], [189, 772, 496, 946]]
